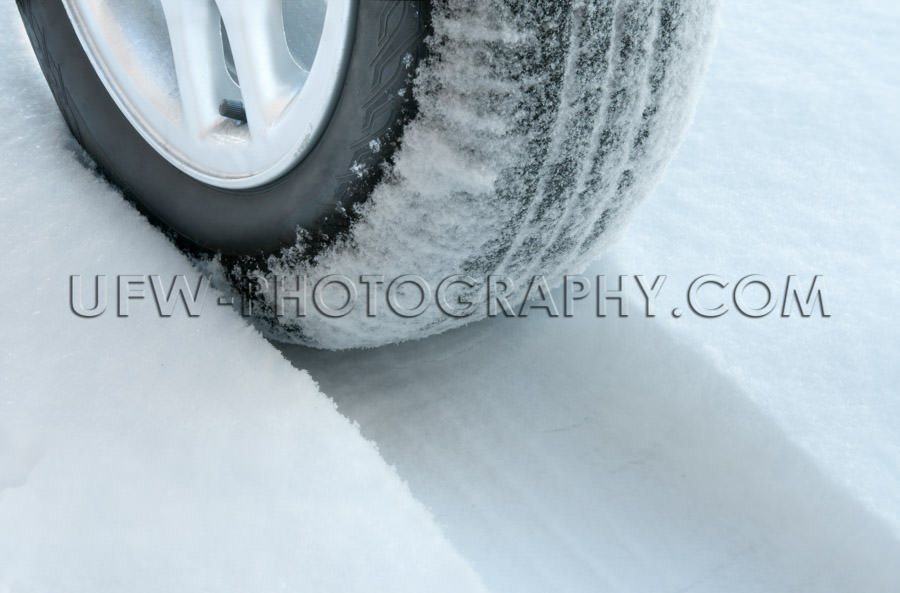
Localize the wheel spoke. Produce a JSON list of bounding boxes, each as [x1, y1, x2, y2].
[[159, 0, 234, 137], [64, 0, 354, 188], [215, 0, 304, 137]]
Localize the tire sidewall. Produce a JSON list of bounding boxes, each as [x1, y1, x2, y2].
[[18, 0, 428, 254]]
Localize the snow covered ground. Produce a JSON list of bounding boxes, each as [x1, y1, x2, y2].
[[614, 0, 900, 537], [3, 0, 899, 592], [282, 0, 900, 591], [0, 5, 484, 592]]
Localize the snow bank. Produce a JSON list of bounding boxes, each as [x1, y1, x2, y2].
[[0, 9, 485, 592]]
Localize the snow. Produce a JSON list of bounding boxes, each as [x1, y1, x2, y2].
[[0, 6, 485, 592], [612, 0, 900, 537], [289, 312, 900, 593], [3, 0, 899, 592], [280, 0, 900, 591]]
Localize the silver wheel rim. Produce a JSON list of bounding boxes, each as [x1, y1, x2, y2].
[[62, 0, 356, 190]]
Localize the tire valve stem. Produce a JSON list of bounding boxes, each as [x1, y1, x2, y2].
[[219, 100, 247, 125]]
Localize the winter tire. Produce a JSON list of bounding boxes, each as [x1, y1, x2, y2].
[[244, 0, 720, 349], [19, 0, 719, 349], [17, 0, 429, 253]]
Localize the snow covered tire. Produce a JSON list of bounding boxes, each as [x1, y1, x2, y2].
[[19, 0, 719, 350], [235, 0, 720, 349]]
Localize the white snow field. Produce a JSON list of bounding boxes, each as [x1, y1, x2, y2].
[[281, 0, 900, 592], [613, 0, 900, 539], [0, 5, 485, 593], [2, 1, 900, 593]]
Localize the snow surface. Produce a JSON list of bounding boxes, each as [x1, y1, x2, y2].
[[3, 0, 899, 592], [0, 6, 485, 592], [290, 312, 900, 593], [613, 0, 900, 541], [280, 0, 900, 591]]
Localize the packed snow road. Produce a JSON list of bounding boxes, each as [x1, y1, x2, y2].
[[3, 0, 900, 592]]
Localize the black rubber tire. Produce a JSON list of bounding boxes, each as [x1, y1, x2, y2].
[[16, 0, 430, 255]]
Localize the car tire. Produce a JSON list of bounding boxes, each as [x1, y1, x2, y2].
[[235, 0, 721, 349], [16, 0, 430, 254], [19, 0, 720, 350]]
